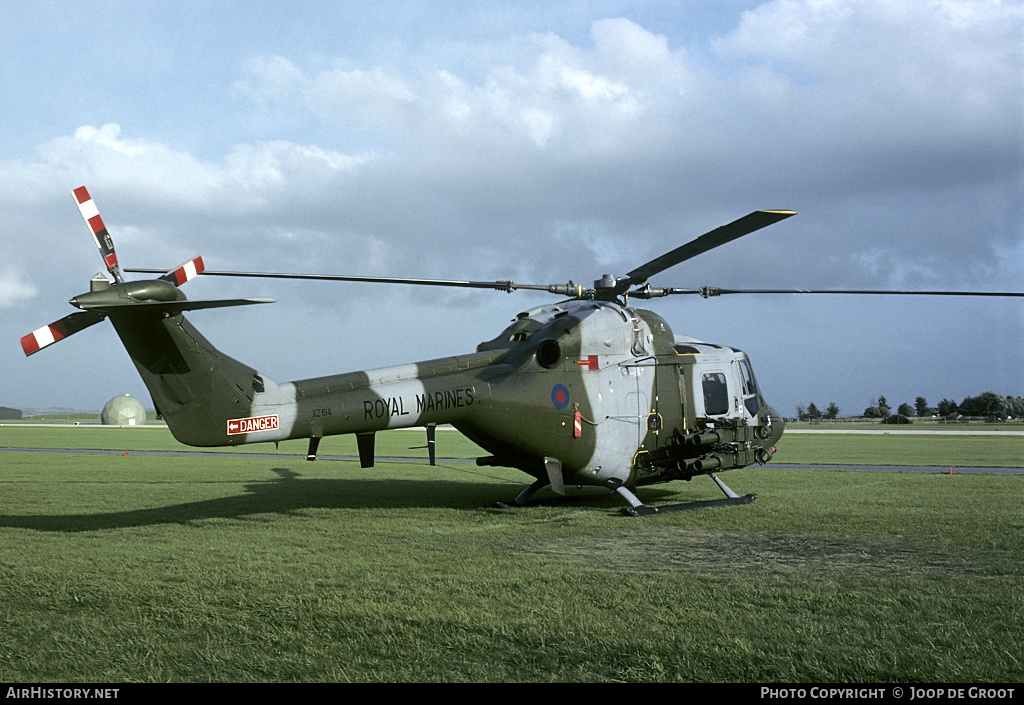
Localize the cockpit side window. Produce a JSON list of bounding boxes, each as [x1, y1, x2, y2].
[[738, 359, 761, 416], [701, 372, 729, 416], [738, 360, 757, 396]]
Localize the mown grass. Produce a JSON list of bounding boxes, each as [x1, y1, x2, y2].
[[3, 423, 1023, 467], [772, 431, 1024, 467], [0, 429, 1021, 682]]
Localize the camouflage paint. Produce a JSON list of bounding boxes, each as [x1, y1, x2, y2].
[[104, 295, 782, 495]]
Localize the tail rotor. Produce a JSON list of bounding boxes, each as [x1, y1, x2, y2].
[[20, 187, 271, 357]]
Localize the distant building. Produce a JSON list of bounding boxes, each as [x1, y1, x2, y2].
[[101, 395, 146, 426], [0, 407, 23, 420]]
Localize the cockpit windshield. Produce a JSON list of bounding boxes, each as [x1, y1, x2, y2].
[[738, 358, 761, 416]]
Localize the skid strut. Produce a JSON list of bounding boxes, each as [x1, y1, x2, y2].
[[492, 479, 547, 509]]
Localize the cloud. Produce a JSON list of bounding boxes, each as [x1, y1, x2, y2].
[[10, 7, 1018, 299], [9, 6, 1021, 290], [235, 18, 691, 157], [0, 268, 37, 309], [714, 0, 1023, 150]]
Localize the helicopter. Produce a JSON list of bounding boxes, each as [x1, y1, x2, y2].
[[21, 187, 1024, 515]]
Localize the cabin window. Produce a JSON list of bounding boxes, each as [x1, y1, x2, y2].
[[701, 372, 729, 416]]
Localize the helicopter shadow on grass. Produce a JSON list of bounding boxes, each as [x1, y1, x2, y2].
[[0, 461, 681, 533], [0, 464, 498, 533]]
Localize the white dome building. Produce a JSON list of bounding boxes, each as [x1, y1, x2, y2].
[[101, 394, 146, 426]]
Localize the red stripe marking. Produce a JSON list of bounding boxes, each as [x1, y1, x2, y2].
[[72, 186, 90, 204], [87, 215, 106, 234], [20, 324, 64, 356], [169, 256, 204, 285], [20, 334, 40, 355]]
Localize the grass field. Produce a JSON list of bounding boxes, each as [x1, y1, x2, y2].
[[4, 422, 1023, 466], [0, 426, 1021, 682]]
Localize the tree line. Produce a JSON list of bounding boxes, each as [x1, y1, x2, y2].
[[796, 392, 1024, 422]]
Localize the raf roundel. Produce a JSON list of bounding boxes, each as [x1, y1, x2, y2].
[[551, 384, 570, 410]]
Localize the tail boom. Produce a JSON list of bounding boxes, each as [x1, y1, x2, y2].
[[107, 307, 498, 448]]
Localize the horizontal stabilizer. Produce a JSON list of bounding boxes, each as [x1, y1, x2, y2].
[[77, 297, 276, 314]]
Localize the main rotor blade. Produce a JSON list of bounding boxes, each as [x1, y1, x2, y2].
[[711, 288, 1024, 297], [625, 210, 796, 286], [124, 268, 586, 297], [632, 286, 1024, 299]]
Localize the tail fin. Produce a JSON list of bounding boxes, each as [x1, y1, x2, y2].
[[22, 187, 276, 446], [106, 307, 270, 446]]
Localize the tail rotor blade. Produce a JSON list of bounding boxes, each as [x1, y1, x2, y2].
[[157, 255, 205, 287], [20, 311, 106, 356], [72, 186, 123, 284]]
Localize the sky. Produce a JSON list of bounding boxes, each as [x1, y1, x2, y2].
[[1, 0, 1021, 420]]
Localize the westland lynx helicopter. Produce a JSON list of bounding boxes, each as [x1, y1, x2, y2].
[[21, 187, 1024, 515]]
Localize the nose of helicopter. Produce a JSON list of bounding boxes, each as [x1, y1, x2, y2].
[[765, 405, 785, 447]]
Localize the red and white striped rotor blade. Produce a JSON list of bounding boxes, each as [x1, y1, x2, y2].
[[20, 311, 106, 356], [71, 186, 123, 284], [158, 255, 205, 287]]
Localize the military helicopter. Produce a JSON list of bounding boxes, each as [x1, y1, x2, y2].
[[21, 188, 1024, 515]]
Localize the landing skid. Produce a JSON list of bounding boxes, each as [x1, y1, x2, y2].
[[493, 473, 757, 515], [619, 472, 757, 517]]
